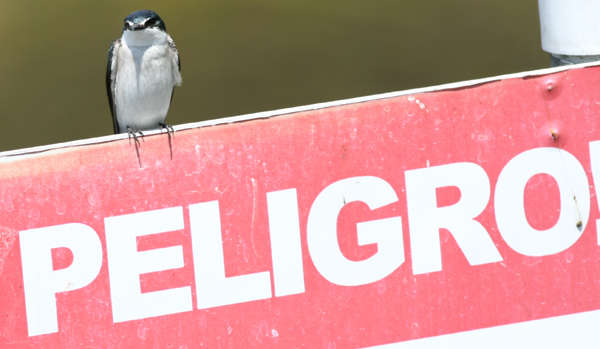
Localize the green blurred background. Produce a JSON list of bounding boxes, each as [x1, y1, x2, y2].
[[0, 1, 547, 152]]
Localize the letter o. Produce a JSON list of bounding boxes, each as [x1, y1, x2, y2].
[[495, 147, 589, 256]]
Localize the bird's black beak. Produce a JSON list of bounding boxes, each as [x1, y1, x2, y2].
[[131, 23, 145, 31], [125, 20, 146, 31]]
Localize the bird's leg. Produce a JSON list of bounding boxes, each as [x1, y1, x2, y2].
[[126, 126, 143, 167], [159, 123, 175, 160], [126, 126, 144, 146], [159, 123, 175, 138]]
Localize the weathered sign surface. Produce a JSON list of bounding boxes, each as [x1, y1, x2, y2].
[[2, 64, 600, 347]]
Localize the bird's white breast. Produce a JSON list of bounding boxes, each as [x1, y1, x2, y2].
[[114, 28, 181, 132]]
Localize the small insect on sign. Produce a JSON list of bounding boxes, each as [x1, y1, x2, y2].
[[2, 63, 600, 348]]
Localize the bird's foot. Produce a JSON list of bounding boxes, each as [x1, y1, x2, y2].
[[159, 123, 175, 138], [159, 123, 175, 160], [126, 127, 144, 146], [125, 127, 143, 167]]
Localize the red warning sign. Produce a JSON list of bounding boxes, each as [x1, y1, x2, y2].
[[2, 64, 600, 347]]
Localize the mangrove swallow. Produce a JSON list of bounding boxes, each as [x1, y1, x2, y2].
[[106, 10, 182, 136]]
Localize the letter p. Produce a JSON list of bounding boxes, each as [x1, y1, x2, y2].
[[19, 223, 102, 336]]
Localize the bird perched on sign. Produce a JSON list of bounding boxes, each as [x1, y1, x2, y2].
[[106, 10, 181, 139]]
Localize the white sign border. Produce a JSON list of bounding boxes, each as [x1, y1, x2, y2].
[[365, 308, 600, 348]]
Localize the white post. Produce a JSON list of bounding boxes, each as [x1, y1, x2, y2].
[[538, 0, 600, 66]]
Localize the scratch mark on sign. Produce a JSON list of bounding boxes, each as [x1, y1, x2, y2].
[[250, 178, 259, 258]]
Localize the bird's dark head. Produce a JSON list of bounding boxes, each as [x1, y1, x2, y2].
[[123, 10, 166, 33]]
